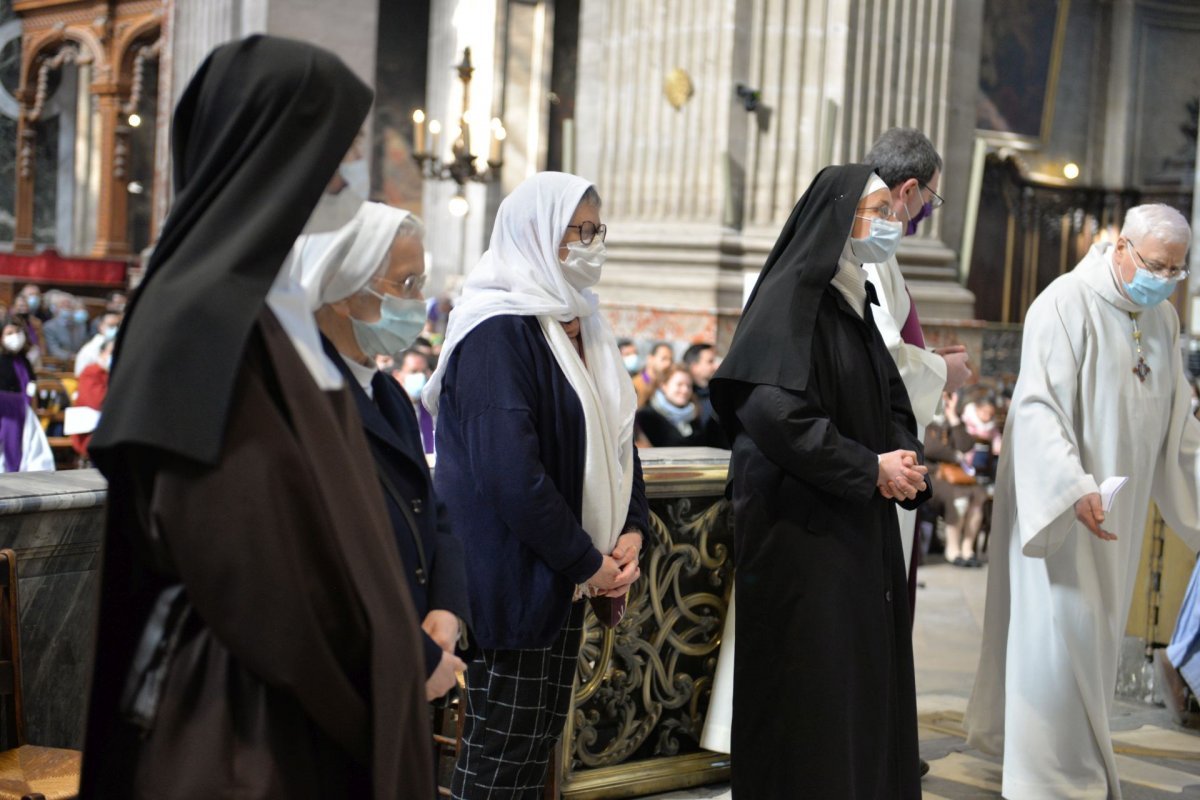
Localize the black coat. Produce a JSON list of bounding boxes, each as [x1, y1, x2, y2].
[[327, 339, 471, 676], [722, 286, 929, 800]]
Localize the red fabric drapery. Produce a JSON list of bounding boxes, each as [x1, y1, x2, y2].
[[0, 251, 128, 288]]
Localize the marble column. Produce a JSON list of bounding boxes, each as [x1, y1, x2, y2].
[[576, 0, 979, 347], [155, 0, 378, 237]]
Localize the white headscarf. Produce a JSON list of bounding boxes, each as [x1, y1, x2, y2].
[[423, 171, 637, 558], [272, 202, 412, 389]]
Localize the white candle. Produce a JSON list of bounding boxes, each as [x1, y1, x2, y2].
[[490, 118, 506, 164], [412, 109, 425, 155], [429, 119, 442, 160]]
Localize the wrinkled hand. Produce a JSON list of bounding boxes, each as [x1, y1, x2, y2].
[[878, 450, 929, 501], [1075, 492, 1118, 541], [425, 649, 466, 701], [422, 609, 460, 653], [603, 532, 643, 597], [936, 346, 972, 395]]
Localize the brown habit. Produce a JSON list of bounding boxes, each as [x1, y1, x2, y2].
[[81, 311, 434, 798]]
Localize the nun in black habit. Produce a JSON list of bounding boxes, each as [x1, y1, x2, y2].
[[709, 164, 931, 799], [81, 37, 433, 799]]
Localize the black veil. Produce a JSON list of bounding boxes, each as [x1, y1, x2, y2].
[[90, 35, 373, 467]]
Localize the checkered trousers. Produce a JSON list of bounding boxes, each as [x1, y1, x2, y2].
[[450, 601, 586, 799]]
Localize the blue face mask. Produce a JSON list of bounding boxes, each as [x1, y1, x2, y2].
[[849, 217, 903, 263], [73, 308, 88, 324], [1124, 267, 1177, 307], [350, 292, 427, 359]]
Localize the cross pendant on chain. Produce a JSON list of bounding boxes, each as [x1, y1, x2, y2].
[[1133, 358, 1151, 382]]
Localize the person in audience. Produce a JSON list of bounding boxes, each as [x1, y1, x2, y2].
[[0, 320, 53, 472], [636, 364, 702, 447], [394, 348, 435, 454], [42, 297, 89, 359], [618, 337, 640, 376], [71, 339, 114, 461], [292, 201, 471, 704], [424, 172, 647, 799], [412, 335, 437, 370], [81, 35, 434, 797], [18, 284, 51, 322], [923, 391, 988, 567], [9, 296, 44, 367], [75, 312, 122, 375], [708, 164, 929, 797], [682, 341, 729, 448], [633, 341, 673, 406]]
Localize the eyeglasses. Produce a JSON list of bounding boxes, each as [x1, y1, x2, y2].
[[854, 203, 897, 222], [565, 221, 607, 246], [919, 183, 945, 209], [1127, 239, 1189, 281], [374, 273, 428, 297]]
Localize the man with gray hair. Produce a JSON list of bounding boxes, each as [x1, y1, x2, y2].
[[865, 128, 972, 611], [965, 204, 1200, 798]]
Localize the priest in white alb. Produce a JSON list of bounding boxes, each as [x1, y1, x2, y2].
[[965, 204, 1200, 799]]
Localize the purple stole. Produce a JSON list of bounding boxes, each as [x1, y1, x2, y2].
[[418, 404, 435, 455], [0, 357, 30, 472]]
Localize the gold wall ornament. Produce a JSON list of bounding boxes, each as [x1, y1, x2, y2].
[[558, 490, 734, 798], [663, 68, 694, 110]]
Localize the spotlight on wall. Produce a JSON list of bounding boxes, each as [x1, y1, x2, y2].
[[735, 83, 761, 112], [1063, 162, 1080, 180], [128, 113, 142, 128]]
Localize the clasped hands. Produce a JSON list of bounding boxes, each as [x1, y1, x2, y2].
[[877, 450, 929, 501], [586, 531, 643, 598]]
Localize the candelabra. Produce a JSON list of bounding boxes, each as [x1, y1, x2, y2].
[[411, 47, 505, 208]]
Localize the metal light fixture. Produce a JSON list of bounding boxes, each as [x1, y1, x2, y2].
[[411, 48, 505, 193]]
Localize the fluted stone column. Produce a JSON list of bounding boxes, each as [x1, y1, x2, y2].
[[576, 0, 978, 346], [153, 0, 377, 237]]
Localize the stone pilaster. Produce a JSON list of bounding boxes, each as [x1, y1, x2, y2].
[[576, 0, 978, 345]]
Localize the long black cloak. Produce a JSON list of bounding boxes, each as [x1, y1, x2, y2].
[[81, 37, 433, 799], [710, 164, 929, 799]]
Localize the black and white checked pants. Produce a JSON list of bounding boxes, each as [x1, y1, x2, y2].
[[450, 601, 585, 799]]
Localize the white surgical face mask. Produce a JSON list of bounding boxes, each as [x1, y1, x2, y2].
[[561, 240, 606, 291], [622, 353, 641, 374], [350, 291, 427, 358], [403, 371, 428, 401], [2, 332, 24, 353], [849, 217, 903, 264], [338, 159, 370, 200]]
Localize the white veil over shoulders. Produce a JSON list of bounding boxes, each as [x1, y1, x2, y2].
[[424, 171, 637, 558]]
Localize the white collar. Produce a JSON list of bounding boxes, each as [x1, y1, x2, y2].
[[339, 353, 377, 399]]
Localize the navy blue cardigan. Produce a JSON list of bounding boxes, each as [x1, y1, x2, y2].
[[325, 337, 471, 676], [434, 315, 649, 649]]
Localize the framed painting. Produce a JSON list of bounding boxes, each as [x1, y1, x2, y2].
[[976, 0, 1071, 146]]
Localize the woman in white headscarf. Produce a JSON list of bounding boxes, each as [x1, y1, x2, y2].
[[291, 202, 472, 708], [424, 172, 648, 799]]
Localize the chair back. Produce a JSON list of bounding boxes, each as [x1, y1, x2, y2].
[[0, 550, 24, 750]]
